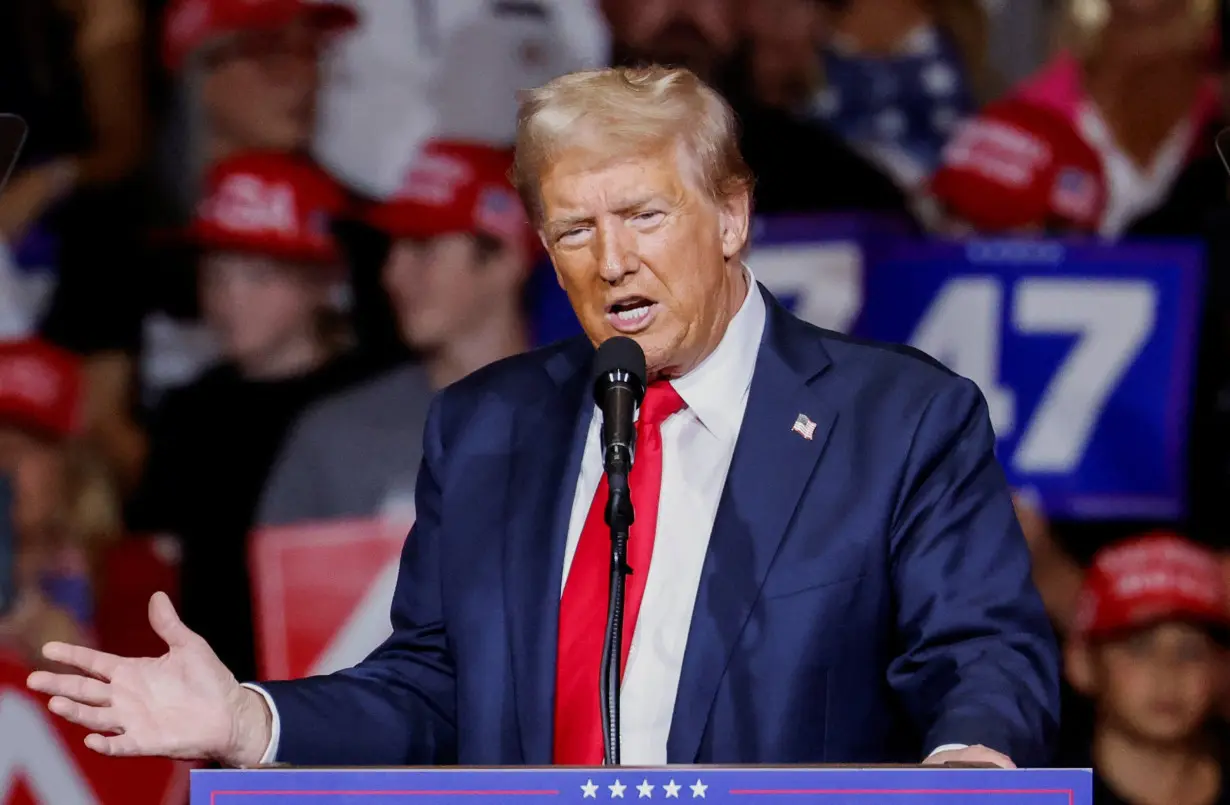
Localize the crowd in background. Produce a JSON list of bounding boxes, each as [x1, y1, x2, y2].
[[2, 0, 1230, 803]]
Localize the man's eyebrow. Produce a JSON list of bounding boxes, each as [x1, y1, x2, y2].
[[545, 213, 593, 232], [545, 196, 664, 232], [611, 195, 660, 214]]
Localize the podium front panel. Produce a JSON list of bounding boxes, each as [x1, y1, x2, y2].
[[193, 766, 1091, 804]]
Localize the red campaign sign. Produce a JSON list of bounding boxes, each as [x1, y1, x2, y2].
[[249, 518, 412, 680], [0, 652, 192, 805]]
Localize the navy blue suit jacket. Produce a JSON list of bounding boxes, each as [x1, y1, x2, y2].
[[262, 289, 1060, 766]]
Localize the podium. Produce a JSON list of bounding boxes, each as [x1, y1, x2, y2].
[[192, 766, 1091, 804]]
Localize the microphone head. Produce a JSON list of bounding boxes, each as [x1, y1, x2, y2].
[[591, 336, 647, 405]]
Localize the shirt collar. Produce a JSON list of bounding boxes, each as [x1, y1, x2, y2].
[[669, 266, 765, 442]]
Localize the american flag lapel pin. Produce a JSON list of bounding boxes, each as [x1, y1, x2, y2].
[[791, 413, 817, 440]]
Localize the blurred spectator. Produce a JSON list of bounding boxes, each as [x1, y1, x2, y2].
[[1062, 533, 1230, 803], [0, 0, 149, 496], [1124, 6, 1230, 548], [160, 0, 357, 196], [1127, 0, 1230, 237], [741, 0, 827, 110], [260, 142, 534, 525], [0, 340, 122, 669], [928, 97, 1107, 234], [603, 0, 916, 220], [804, 0, 988, 191], [127, 0, 360, 421], [319, 0, 607, 369], [0, 0, 144, 245], [126, 152, 371, 681], [1014, 0, 1220, 236], [313, 0, 609, 200]]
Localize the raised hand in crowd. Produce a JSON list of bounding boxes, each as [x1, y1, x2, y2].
[[26, 591, 271, 765], [0, 586, 91, 670]]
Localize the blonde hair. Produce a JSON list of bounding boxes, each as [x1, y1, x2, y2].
[[511, 66, 754, 224]]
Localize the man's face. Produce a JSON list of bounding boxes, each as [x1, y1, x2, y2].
[[199, 252, 328, 364], [1093, 622, 1222, 743], [200, 20, 323, 152], [539, 144, 749, 378], [382, 234, 521, 353], [601, 0, 736, 82], [0, 428, 64, 546], [744, 0, 824, 108]]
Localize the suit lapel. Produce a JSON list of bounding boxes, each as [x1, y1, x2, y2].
[[667, 295, 836, 762], [503, 339, 594, 763]]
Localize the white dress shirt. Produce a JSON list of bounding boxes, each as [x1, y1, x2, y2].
[[250, 269, 964, 763], [559, 273, 766, 765]]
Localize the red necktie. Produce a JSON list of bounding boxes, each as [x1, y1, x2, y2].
[[553, 380, 687, 765]]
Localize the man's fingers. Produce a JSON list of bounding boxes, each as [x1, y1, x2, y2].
[[27, 671, 111, 705], [84, 732, 141, 757], [40, 642, 121, 679], [149, 592, 196, 650], [47, 697, 121, 733], [965, 745, 1016, 769], [925, 745, 1016, 769]]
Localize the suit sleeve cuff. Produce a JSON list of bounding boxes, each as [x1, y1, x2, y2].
[[240, 683, 281, 764], [927, 744, 968, 757]]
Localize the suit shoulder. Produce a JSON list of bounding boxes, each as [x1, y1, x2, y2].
[[439, 337, 589, 402], [799, 323, 980, 410], [818, 326, 958, 382]]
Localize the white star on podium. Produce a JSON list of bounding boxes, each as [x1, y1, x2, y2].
[[581, 779, 599, 798], [609, 780, 627, 798], [663, 780, 681, 798], [690, 780, 707, 799], [637, 779, 654, 798]]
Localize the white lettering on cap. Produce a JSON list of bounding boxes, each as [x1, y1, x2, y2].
[[397, 154, 473, 206], [943, 119, 1051, 188], [204, 174, 299, 237]]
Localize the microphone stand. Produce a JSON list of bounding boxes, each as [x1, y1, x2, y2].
[[600, 458, 634, 766]]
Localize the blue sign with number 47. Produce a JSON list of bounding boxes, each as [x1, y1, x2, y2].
[[852, 239, 1203, 520]]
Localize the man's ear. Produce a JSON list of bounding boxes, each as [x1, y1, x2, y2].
[[1064, 638, 1097, 696], [718, 188, 751, 260]]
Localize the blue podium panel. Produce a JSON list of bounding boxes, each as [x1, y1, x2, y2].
[[854, 239, 1204, 521], [193, 767, 1091, 805]]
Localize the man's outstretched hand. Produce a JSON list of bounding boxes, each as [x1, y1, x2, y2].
[[25, 592, 272, 766]]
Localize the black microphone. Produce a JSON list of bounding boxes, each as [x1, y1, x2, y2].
[[591, 336, 647, 480], [589, 336, 647, 767]]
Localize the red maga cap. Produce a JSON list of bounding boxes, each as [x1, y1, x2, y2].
[[364, 140, 536, 261], [162, 0, 357, 71], [0, 340, 83, 440], [187, 151, 347, 263], [931, 99, 1106, 233], [1074, 531, 1230, 640]]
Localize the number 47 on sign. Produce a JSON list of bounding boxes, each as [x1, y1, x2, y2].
[[911, 275, 1155, 475]]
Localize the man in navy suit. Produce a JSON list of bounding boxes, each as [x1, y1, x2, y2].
[[28, 65, 1058, 769]]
